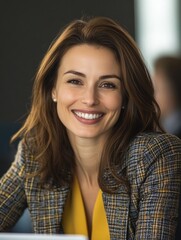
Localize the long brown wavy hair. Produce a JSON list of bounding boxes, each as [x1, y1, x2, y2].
[[12, 16, 163, 192]]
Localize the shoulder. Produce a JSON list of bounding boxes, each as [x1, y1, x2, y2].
[[15, 139, 39, 174], [125, 132, 181, 177], [128, 132, 181, 156]]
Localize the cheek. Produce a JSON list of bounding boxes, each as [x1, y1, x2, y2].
[[103, 94, 122, 111], [57, 89, 76, 105], [55, 90, 75, 119]]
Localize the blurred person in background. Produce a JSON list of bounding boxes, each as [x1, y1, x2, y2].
[[153, 55, 181, 240], [153, 55, 181, 138]]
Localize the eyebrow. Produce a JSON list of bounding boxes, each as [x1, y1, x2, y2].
[[64, 70, 121, 81]]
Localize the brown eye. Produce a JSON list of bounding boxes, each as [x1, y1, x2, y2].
[[100, 82, 116, 89], [67, 79, 83, 85]]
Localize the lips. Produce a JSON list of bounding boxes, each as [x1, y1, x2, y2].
[[71, 109, 104, 124]]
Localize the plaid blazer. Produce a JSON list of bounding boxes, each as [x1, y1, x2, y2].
[[0, 132, 181, 239]]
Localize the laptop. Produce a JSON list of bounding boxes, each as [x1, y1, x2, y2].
[[0, 233, 88, 240]]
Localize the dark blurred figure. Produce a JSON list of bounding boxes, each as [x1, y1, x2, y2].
[[153, 55, 181, 138], [153, 55, 181, 240]]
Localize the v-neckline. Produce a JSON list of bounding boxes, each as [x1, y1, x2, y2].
[[62, 176, 110, 240]]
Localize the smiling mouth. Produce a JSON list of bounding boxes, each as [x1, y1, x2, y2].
[[73, 110, 104, 120]]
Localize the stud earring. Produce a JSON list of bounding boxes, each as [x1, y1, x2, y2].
[[52, 98, 57, 102], [121, 106, 125, 109]]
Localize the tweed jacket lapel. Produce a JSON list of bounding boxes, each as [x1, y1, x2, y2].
[[101, 154, 130, 240], [29, 179, 130, 237], [26, 179, 70, 233], [103, 188, 130, 240]]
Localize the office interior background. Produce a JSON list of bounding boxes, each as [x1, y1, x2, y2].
[[0, 0, 181, 233]]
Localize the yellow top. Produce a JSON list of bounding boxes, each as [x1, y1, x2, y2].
[[62, 177, 110, 240]]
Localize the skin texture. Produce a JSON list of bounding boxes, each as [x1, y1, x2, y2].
[[52, 44, 122, 143]]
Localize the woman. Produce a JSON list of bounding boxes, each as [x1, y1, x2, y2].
[[0, 17, 181, 239]]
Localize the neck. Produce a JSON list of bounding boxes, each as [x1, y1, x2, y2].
[[68, 135, 106, 186]]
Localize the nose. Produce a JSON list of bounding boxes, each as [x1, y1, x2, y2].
[[81, 86, 99, 106]]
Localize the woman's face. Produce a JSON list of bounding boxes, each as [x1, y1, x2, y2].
[[52, 44, 123, 141]]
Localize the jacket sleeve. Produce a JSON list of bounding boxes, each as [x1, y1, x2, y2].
[[135, 134, 181, 240], [0, 141, 27, 231]]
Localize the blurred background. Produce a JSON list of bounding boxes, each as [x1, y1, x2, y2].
[[0, 0, 181, 234]]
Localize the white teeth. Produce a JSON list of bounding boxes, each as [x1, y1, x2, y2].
[[74, 111, 102, 120]]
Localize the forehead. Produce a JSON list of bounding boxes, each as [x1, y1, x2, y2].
[[58, 44, 120, 73], [61, 44, 116, 60]]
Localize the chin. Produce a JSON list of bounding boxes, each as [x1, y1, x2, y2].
[[76, 133, 99, 139], [70, 129, 101, 139]]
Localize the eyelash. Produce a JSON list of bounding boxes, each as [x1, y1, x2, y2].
[[67, 79, 82, 85], [66, 79, 117, 89], [99, 82, 116, 89]]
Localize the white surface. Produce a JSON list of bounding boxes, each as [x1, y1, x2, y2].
[[0, 233, 88, 240]]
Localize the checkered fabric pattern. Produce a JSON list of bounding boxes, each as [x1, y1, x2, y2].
[[0, 132, 181, 239]]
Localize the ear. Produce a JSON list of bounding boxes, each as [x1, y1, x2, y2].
[[52, 89, 57, 102]]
